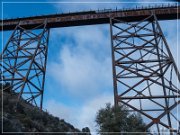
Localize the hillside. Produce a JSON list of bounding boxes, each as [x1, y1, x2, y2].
[[0, 88, 90, 134]]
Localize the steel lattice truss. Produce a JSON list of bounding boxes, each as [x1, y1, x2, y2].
[[0, 10, 179, 134], [0, 20, 49, 109], [110, 14, 180, 134]]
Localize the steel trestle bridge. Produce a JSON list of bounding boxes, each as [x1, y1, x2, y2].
[[0, 5, 180, 134]]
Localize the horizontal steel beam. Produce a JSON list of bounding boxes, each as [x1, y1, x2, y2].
[[1, 5, 180, 31], [118, 95, 180, 99]]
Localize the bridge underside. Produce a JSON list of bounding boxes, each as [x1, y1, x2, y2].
[[0, 8, 180, 134]]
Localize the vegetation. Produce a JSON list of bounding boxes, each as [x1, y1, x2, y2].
[[1, 82, 147, 134], [95, 103, 147, 134], [0, 83, 90, 134]]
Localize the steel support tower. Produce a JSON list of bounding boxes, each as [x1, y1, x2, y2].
[[0, 20, 49, 109], [0, 5, 179, 134], [110, 13, 180, 134]]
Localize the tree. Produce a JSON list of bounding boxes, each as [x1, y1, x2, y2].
[[95, 103, 146, 134], [82, 127, 91, 135]]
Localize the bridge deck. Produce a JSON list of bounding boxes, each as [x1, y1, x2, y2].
[[0, 5, 179, 31]]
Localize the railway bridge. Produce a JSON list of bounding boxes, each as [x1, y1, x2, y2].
[[0, 5, 180, 134]]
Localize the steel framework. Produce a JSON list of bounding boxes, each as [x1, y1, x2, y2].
[[110, 14, 180, 134], [0, 5, 179, 134], [0, 20, 49, 109]]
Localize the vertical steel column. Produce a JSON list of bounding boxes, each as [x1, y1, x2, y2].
[[110, 18, 119, 108], [110, 14, 180, 134], [0, 19, 49, 109]]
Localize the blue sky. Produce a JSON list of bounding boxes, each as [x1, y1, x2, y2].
[[1, 0, 180, 133]]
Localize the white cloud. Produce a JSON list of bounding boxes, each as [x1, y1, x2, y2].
[[77, 94, 113, 132], [45, 94, 114, 133], [45, 17, 114, 134], [45, 100, 72, 120], [47, 26, 113, 100]]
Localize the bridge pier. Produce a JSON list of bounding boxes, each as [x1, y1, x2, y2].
[[0, 20, 49, 109], [110, 14, 180, 134]]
